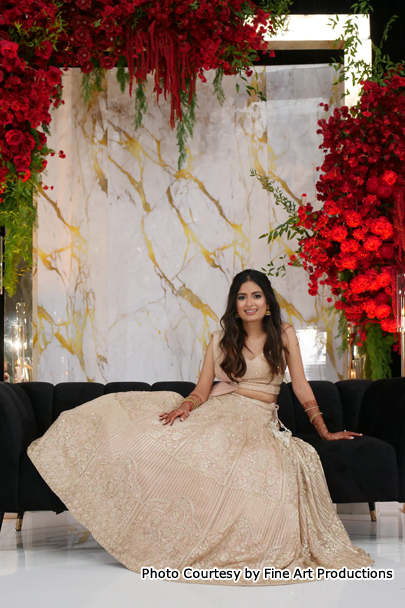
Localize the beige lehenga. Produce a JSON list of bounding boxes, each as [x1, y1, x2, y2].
[[27, 331, 373, 584]]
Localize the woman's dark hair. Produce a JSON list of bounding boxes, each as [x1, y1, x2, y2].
[[219, 269, 288, 380]]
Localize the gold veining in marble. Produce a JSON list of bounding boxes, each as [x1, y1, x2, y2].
[[35, 67, 343, 383]]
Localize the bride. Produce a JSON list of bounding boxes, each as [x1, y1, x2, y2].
[[27, 269, 373, 584]]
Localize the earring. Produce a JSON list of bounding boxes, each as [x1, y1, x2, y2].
[[235, 312, 240, 318], [265, 309, 271, 316]]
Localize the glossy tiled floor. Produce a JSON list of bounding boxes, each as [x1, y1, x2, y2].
[[1, 504, 404, 608]]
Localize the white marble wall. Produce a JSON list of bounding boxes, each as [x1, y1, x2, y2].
[[34, 65, 343, 384], [264, 65, 344, 381]]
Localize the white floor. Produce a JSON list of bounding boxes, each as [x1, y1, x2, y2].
[[1, 504, 404, 608]]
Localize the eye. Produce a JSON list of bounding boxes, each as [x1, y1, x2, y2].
[[253, 294, 262, 299], [237, 295, 246, 300]]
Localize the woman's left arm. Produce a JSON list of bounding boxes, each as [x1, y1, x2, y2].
[[283, 324, 362, 441]]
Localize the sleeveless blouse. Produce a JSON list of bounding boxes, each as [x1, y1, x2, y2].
[[209, 330, 285, 398]]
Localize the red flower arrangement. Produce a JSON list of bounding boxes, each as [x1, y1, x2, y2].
[[0, 0, 284, 294], [0, 1, 65, 292], [287, 71, 405, 374], [254, 69, 405, 377]]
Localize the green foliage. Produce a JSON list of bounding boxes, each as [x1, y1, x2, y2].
[[251, 169, 309, 278], [257, 0, 292, 31], [0, 181, 36, 296], [116, 57, 130, 94], [134, 79, 148, 130], [213, 69, 225, 105], [329, 0, 405, 92], [176, 81, 197, 170], [0, 128, 54, 294], [81, 66, 105, 106], [360, 323, 395, 380], [336, 312, 349, 357]]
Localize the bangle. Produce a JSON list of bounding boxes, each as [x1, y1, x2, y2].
[[310, 412, 323, 424], [181, 395, 201, 412], [304, 406, 319, 413], [181, 401, 193, 412]]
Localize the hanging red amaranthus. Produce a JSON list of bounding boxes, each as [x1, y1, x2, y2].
[[54, 0, 275, 126], [0, 0, 282, 294]]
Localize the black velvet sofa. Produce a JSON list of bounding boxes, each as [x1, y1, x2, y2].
[[1, 378, 404, 532]]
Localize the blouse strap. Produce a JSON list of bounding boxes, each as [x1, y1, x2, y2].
[[211, 330, 223, 361]]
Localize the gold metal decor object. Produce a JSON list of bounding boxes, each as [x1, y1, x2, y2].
[[15, 512, 24, 531], [368, 502, 377, 522]]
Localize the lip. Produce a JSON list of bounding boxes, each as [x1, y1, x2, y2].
[[244, 310, 258, 314]]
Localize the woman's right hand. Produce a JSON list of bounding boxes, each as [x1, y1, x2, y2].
[[322, 430, 363, 441], [159, 403, 191, 425]]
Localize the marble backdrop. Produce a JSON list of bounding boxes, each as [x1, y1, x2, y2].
[[34, 65, 343, 384]]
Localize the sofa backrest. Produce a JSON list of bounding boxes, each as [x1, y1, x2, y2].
[[288, 380, 344, 434], [17, 382, 54, 437], [336, 380, 373, 432], [3, 379, 348, 440]]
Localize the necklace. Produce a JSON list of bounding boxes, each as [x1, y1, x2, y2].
[[246, 334, 264, 344]]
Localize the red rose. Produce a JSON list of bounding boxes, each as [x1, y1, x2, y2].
[[100, 55, 116, 69], [80, 62, 93, 74], [1, 55, 22, 72], [379, 244, 395, 259], [344, 211, 362, 227], [382, 170, 397, 186], [46, 66, 62, 86], [370, 217, 394, 240], [5, 129, 24, 146], [363, 235, 382, 251], [381, 318, 397, 333], [376, 304, 391, 319], [330, 225, 348, 242], [0, 70, 3, 83], [38, 132, 47, 146], [35, 40, 54, 60], [74, 27, 91, 44], [0, 39, 19, 58], [352, 227, 367, 241], [21, 170, 31, 183], [22, 133, 36, 151], [76, 0, 92, 8], [77, 48, 91, 64], [14, 153, 30, 169], [100, 17, 115, 32], [366, 175, 379, 193], [340, 239, 359, 253], [376, 184, 393, 198]]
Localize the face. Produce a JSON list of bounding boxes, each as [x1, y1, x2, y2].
[[236, 281, 268, 322]]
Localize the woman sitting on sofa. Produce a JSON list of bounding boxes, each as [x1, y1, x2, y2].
[[27, 269, 372, 584]]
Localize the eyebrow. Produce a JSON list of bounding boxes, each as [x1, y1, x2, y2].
[[238, 291, 263, 295]]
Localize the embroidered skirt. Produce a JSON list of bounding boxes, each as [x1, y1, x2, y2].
[[27, 391, 373, 584]]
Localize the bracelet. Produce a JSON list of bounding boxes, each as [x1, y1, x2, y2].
[[309, 412, 323, 424], [303, 406, 319, 413], [181, 396, 201, 412], [181, 401, 193, 412]]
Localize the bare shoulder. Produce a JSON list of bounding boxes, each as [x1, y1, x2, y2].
[[280, 322, 296, 348]]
